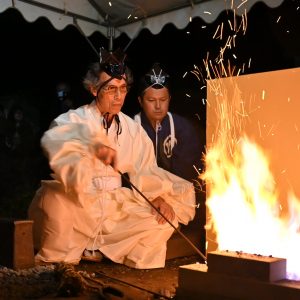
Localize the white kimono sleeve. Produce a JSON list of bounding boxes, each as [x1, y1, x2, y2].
[[41, 123, 111, 204]]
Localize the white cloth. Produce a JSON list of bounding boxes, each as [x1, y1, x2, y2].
[[28, 101, 196, 268]]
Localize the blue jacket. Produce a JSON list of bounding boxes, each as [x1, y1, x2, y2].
[[134, 111, 203, 182]]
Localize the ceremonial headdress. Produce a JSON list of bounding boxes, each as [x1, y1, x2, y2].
[[99, 48, 127, 80], [139, 63, 170, 94]]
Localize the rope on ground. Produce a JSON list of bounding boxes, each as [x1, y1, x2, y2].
[[55, 263, 124, 299]]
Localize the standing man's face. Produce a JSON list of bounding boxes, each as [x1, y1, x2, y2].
[[93, 72, 128, 115], [138, 87, 170, 128]]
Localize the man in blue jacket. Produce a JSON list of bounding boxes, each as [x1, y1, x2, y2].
[[134, 63, 203, 182]]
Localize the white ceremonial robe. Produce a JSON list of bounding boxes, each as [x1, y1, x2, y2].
[[28, 101, 196, 269]]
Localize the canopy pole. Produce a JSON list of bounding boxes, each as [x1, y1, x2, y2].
[[123, 22, 144, 52], [73, 18, 99, 59], [107, 26, 115, 53]]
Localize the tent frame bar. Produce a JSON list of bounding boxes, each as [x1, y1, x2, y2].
[[17, 0, 103, 26]]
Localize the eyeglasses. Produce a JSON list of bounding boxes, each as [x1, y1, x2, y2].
[[102, 85, 127, 96]]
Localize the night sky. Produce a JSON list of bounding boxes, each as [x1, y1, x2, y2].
[[0, 0, 299, 132]]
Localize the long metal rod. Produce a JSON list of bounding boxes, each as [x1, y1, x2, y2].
[[118, 170, 207, 263]]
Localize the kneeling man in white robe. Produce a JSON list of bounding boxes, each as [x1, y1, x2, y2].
[[28, 49, 196, 269]]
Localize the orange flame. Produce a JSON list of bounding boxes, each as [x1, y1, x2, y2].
[[203, 82, 300, 280]]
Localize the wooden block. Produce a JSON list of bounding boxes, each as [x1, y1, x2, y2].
[[207, 250, 286, 282], [177, 263, 300, 300], [0, 218, 35, 269]]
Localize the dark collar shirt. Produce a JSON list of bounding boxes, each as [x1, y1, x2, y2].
[[135, 111, 204, 182]]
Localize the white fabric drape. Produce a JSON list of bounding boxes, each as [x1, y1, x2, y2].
[[29, 101, 196, 268]]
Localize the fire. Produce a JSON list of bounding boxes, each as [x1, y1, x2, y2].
[[198, 1, 300, 281], [204, 134, 300, 280]]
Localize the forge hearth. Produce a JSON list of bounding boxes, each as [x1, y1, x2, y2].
[[207, 250, 286, 282], [176, 251, 300, 300]]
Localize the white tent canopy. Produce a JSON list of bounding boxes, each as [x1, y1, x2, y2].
[[0, 0, 284, 38]]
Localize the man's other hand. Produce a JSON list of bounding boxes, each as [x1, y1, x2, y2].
[[151, 196, 175, 225]]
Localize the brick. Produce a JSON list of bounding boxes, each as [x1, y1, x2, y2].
[[207, 250, 286, 282], [0, 219, 35, 269]]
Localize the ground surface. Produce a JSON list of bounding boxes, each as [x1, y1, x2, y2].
[[0, 255, 200, 300]]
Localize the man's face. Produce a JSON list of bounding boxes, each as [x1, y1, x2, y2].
[[139, 87, 170, 125], [95, 72, 127, 115]]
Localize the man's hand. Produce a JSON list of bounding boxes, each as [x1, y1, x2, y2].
[[95, 143, 117, 168], [151, 196, 175, 225]]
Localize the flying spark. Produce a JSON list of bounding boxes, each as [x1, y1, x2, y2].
[[191, 70, 201, 81], [193, 165, 201, 176], [213, 25, 220, 39], [242, 10, 247, 34], [266, 125, 273, 137], [228, 19, 233, 31], [258, 121, 262, 138], [237, 0, 248, 9]]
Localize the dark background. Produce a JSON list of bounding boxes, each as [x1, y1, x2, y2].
[[0, 0, 299, 217]]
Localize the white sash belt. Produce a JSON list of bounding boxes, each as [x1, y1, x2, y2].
[[92, 176, 122, 191]]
